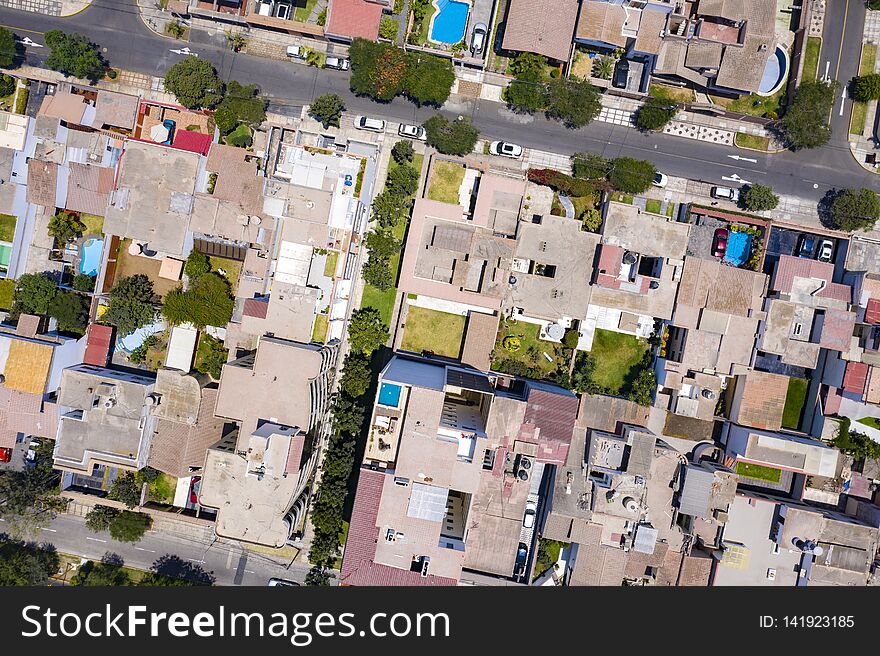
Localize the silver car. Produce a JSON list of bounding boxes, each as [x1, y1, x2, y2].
[[398, 123, 426, 140], [324, 56, 350, 71], [471, 22, 488, 54]]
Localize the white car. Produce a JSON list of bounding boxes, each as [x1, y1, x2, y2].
[[523, 500, 537, 529], [324, 56, 350, 71], [816, 239, 834, 263], [398, 123, 426, 140], [286, 45, 305, 59], [354, 115, 386, 133], [268, 578, 300, 586], [652, 172, 668, 188], [711, 185, 740, 203], [490, 141, 523, 159]]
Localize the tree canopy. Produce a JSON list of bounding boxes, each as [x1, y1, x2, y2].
[[0, 539, 59, 586], [571, 152, 611, 180], [213, 80, 267, 136], [741, 183, 780, 212], [48, 211, 84, 244], [347, 306, 389, 355], [829, 187, 880, 232], [309, 93, 345, 128], [102, 274, 157, 337], [163, 56, 224, 109], [0, 27, 17, 69], [47, 290, 89, 333], [779, 80, 837, 149], [423, 114, 480, 156], [544, 78, 602, 128], [636, 97, 677, 131], [44, 30, 104, 80], [608, 157, 657, 194], [852, 73, 880, 101], [11, 273, 57, 316], [162, 272, 234, 328]]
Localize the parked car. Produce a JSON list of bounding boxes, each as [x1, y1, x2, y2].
[[268, 578, 300, 586], [355, 115, 386, 133], [652, 172, 668, 188], [490, 141, 523, 159], [162, 119, 176, 146], [523, 500, 537, 528], [398, 123, 426, 140], [712, 227, 729, 258], [25, 440, 40, 463], [470, 22, 488, 54], [796, 234, 816, 259], [324, 56, 350, 71], [711, 186, 740, 202], [816, 238, 834, 263], [0, 447, 11, 463], [189, 476, 202, 505], [286, 45, 306, 59], [513, 543, 528, 576]]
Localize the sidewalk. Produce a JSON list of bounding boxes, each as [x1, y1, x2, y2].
[[0, 0, 90, 17], [849, 10, 880, 175]]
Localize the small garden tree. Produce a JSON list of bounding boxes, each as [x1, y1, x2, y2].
[[108, 472, 142, 509], [371, 189, 412, 229], [102, 274, 157, 337], [0, 74, 15, 97], [385, 162, 419, 197], [636, 97, 677, 131], [161, 272, 233, 328], [829, 187, 880, 232], [72, 273, 96, 293], [309, 93, 345, 128], [571, 152, 610, 180], [72, 559, 131, 586], [852, 73, 880, 101], [391, 139, 414, 165], [405, 53, 455, 106], [44, 30, 104, 80], [11, 273, 57, 317], [347, 307, 389, 355], [184, 249, 211, 279], [423, 114, 479, 156], [48, 291, 89, 333], [194, 335, 228, 379], [741, 183, 780, 212], [338, 352, 372, 398], [779, 79, 836, 149], [163, 56, 224, 109], [0, 539, 60, 586], [47, 211, 84, 244], [628, 368, 656, 407], [0, 27, 17, 69], [108, 510, 152, 543], [213, 80, 266, 136], [609, 157, 657, 194], [545, 78, 602, 128]]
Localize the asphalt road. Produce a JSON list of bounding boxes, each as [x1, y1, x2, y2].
[[0, 513, 315, 586], [0, 2, 875, 210], [820, 0, 867, 139]]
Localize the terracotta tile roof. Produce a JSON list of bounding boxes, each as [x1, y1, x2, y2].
[[819, 308, 856, 352], [843, 361, 870, 396], [148, 387, 225, 478], [866, 298, 880, 324], [324, 0, 383, 41], [243, 298, 269, 319], [504, 0, 581, 62], [633, 8, 667, 55], [679, 553, 713, 586], [84, 324, 114, 367], [38, 91, 87, 125], [27, 160, 58, 208], [771, 255, 835, 294], [0, 386, 57, 449], [523, 387, 578, 465], [340, 468, 456, 586], [574, 0, 627, 49], [732, 371, 788, 431], [66, 162, 114, 216], [460, 311, 499, 372], [172, 130, 213, 156]]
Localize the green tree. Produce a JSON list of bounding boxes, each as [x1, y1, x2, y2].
[[44, 30, 104, 80], [0, 539, 60, 586], [309, 93, 346, 128], [609, 157, 657, 194], [184, 249, 211, 279], [741, 183, 780, 212], [47, 211, 84, 244], [11, 273, 57, 316], [108, 510, 152, 543], [545, 78, 602, 128], [163, 56, 224, 109], [405, 53, 455, 106], [592, 56, 614, 80], [103, 274, 156, 337], [349, 38, 408, 101], [829, 187, 880, 232], [362, 254, 393, 291], [570, 352, 596, 394], [0, 440, 64, 536], [166, 20, 185, 39], [305, 565, 333, 586], [71, 559, 131, 586], [365, 229, 401, 261], [628, 368, 656, 407], [572, 152, 611, 179], [852, 73, 880, 101], [225, 123, 252, 148], [0, 27, 17, 69], [423, 114, 479, 156], [161, 272, 233, 328], [504, 76, 548, 113], [213, 80, 267, 136], [831, 424, 880, 460], [108, 472, 142, 509], [338, 352, 372, 398], [779, 79, 837, 149], [48, 290, 89, 333], [385, 162, 419, 197], [636, 96, 677, 131], [0, 74, 15, 97], [391, 140, 414, 165], [509, 52, 546, 78], [72, 273, 96, 293], [194, 335, 228, 379], [85, 505, 119, 532], [347, 306, 389, 355], [379, 16, 399, 41], [371, 189, 411, 229], [111, 273, 155, 303]]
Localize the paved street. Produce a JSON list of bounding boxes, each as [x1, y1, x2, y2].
[[0, 0, 873, 215], [820, 0, 867, 140], [0, 513, 316, 586]]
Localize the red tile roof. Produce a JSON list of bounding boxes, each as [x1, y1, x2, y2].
[[771, 255, 836, 294], [823, 386, 843, 416], [171, 130, 213, 156], [324, 0, 383, 41], [339, 468, 456, 586], [243, 298, 269, 319], [843, 361, 870, 396], [284, 432, 305, 476], [66, 163, 115, 216], [819, 308, 856, 352], [523, 387, 578, 465], [0, 387, 56, 449], [83, 324, 114, 367], [866, 298, 880, 324]]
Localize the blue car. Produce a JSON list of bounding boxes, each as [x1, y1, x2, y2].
[[796, 234, 816, 259], [162, 119, 176, 145]]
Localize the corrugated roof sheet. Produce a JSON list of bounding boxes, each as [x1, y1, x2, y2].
[[84, 324, 113, 367], [678, 465, 714, 518], [843, 361, 870, 396]]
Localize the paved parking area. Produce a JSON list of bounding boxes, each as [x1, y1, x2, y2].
[[686, 213, 726, 260], [764, 226, 848, 276]]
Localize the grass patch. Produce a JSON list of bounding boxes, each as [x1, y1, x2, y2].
[[400, 305, 466, 358], [426, 160, 465, 205], [144, 333, 168, 371], [14, 87, 28, 115], [611, 192, 633, 204], [208, 256, 242, 295], [147, 473, 177, 505], [324, 251, 339, 278], [645, 199, 663, 215], [851, 100, 868, 136], [293, 0, 318, 21], [711, 86, 785, 119], [649, 83, 695, 104], [533, 538, 567, 581], [588, 329, 649, 394], [0, 278, 14, 310], [802, 36, 821, 82], [491, 319, 571, 380], [735, 461, 782, 483], [0, 213, 15, 242], [80, 213, 104, 236], [735, 132, 771, 151], [312, 313, 329, 344], [782, 377, 808, 430], [856, 416, 880, 430], [860, 44, 877, 76]]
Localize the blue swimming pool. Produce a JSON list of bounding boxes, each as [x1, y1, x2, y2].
[[430, 0, 470, 45], [724, 231, 752, 267], [758, 45, 788, 96], [79, 237, 104, 276], [378, 382, 402, 408]]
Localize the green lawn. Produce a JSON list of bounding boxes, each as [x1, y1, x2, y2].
[[782, 377, 808, 430], [735, 132, 771, 151], [802, 36, 821, 83], [324, 251, 339, 278], [0, 278, 14, 310], [851, 101, 868, 136], [711, 85, 785, 118], [80, 213, 104, 236], [589, 329, 649, 394], [860, 43, 877, 76], [312, 313, 329, 344], [648, 83, 695, 104], [735, 461, 782, 483], [856, 416, 880, 430], [645, 199, 663, 215], [492, 319, 570, 379], [0, 214, 16, 242], [292, 0, 318, 22], [193, 333, 228, 380], [208, 256, 242, 295], [148, 473, 177, 505], [400, 305, 466, 358], [426, 160, 465, 205], [611, 192, 633, 204]]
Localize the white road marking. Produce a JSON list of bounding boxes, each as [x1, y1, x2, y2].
[[839, 89, 847, 116], [85, 537, 107, 543], [21, 37, 43, 48], [40, 528, 57, 532], [245, 570, 256, 574], [722, 174, 753, 185], [170, 47, 198, 57], [728, 154, 757, 163], [188, 559, 206, 564], [135, 547, 156, 553], [823, 61, 830, 80]]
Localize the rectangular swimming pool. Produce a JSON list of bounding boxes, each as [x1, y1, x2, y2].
[[0, 243, 11, 270], [430, 0, 470, 45], [378, 382, 402, 408]]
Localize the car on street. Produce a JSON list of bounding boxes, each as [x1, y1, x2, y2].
[[711, 186, 740, 203], [286, 45, 305, 59], [0, 447, 11, 463], [513, 543, 528, 577], [324, 56, 350, 71], [652, 172, 668, 188], [268, 578, 300, 586], [398, 123, 426, 140], [796, 234, 816, 259], [712, 228, 729, 258], [523, 500, 537, 528], [470, 23, 488, 54], [189, 476, 202, 505], [354, 115, 386, 132], [490, 141, 523, 159], [816, 238, 834, 263]]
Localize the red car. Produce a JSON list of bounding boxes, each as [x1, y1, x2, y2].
[[712, 228, 729, 258], [0, 447, 11, 463], [189, 476, 201, 505]]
